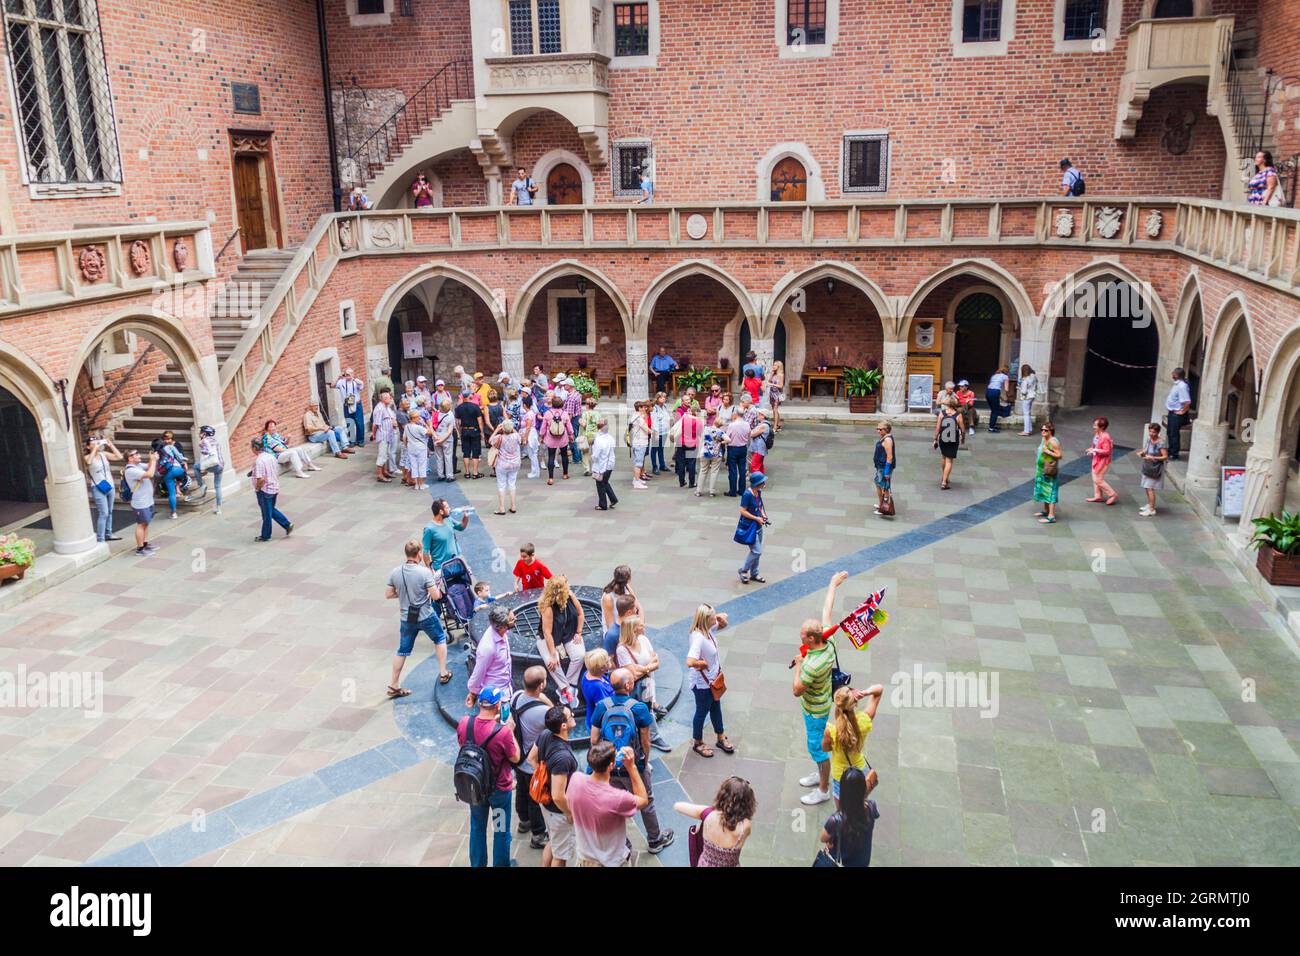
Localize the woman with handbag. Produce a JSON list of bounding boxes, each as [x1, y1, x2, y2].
[[615, 617, 661, 716], [1033, 421, 1064, 524], [814, 766, 879, 868], [873, 422, 896, 517], [735, 470, 768, 583], [488, 418, 521, 514], [686, 604, 734, 758], [1137, 421, 1168, 517], [537, 574, 585, 709], [85, 435, 124, 542], [677, 776, 756, 868]]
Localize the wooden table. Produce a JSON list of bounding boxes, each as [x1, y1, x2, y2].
[[803, 369, 843, 401]]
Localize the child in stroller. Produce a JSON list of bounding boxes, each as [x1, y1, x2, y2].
[[437, 556, 476, 634]]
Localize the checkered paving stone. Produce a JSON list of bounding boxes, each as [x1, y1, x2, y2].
[[1, 407, 1297, 867]]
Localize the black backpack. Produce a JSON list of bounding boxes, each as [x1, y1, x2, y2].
[[1069, 170, 1086, 196], [939, 412, 960, 444], [453, 718, 505, 806], [510, 693, 547, 759], [762, 423, 774, 451]]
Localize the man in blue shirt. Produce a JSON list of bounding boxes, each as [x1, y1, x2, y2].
[[510, 166, 538, 206], [1164, 366, 1193, 461], [588, 668, 674, 855], [650, 347, 678, 394]]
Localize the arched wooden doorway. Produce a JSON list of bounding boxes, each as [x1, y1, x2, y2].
[[546, 163, 583, 205], [770, 157, 807, 201], [953, 293, 1003, 383]]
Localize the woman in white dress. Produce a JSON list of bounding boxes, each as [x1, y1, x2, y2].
[[615, 617, 662, 717], [403, 403, 429, 492]]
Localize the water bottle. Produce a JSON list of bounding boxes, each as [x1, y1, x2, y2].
[[499, 696, 511, 723]]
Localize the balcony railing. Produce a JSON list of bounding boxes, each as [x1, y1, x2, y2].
[[483, 52, 610, 94]]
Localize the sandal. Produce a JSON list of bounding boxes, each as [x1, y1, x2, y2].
[[1104, 496, 1117, 506], [1086, 496, 1103, 503], [508, 508, 516, 513], [386, 686, 411, 698], [547, 479, 554, 486], [1039, 516, 1056, 524], [438, 672, 453, 685], [493, 510, 506, 516], [692, 741, 715, 758], [715, 737, 735, 754]]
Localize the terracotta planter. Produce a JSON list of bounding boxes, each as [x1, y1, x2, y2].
[[849, 392, 877, 414], [1255, 547, 1300, 587], [0, 563, 28, 584]]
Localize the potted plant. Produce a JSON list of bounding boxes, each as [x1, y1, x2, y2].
[[843, 366, 883, 414], [678, 366, 716, 393], [0, 533, 35, 583], [1250, 511, 1300, 586], [569, 372, 599, 401]]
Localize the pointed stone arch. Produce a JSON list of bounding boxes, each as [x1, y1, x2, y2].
[[511, 259, 633, 341], [1038, 257, 1171, 343], [634, 259, 757, 338], [764, 261, 892, 338], [375, 261, 508, 336], [1198, 292, 1259, 427], [901, 258, 1035, 341]]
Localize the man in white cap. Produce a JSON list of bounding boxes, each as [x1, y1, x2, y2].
[[415, 375, 431, 405], [335, 367, 366, 447]]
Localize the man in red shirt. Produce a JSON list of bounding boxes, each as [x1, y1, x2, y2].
[[514, 542, 552, 592]]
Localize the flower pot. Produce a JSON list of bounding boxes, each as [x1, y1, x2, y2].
[[849, 393, 877, 414], [0, 562, 28, 584], [1255, 547, 1300, 587]]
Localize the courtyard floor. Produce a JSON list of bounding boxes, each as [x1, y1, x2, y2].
[[0, 408, 1298, 867]]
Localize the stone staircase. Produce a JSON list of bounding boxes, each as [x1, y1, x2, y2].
[[208, 246, 299, 368], [112, 363, 197, 453]]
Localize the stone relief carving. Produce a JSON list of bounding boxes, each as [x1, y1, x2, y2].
[[172, 238, 190, 271], [1054, 209, 1074, 238], [78, 246, 107, 282], [1144, 209, 1163, 239], [339, 220, 354, 251], [1095, 206, 1123, 239], [129, 240, 151, 277], [685, 214, 708, 240], [368, 220, 398, 248]]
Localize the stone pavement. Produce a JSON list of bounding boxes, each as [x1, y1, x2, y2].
[[0, 408, 1297, 867]]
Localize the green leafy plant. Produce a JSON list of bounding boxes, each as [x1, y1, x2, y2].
[[843, 366, 883, 397], [1250, 511, 1300, 556], [568, 372, 599, 400], [678, 366, 716, 392], [0, 533, 35, 568]]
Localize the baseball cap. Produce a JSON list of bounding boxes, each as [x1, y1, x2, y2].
[[498, 372, 510, 382], [417, 375, 427, 382], [957, 379, 970, 387], [435, 379, 445, 387], [478, 687, 505, 706]]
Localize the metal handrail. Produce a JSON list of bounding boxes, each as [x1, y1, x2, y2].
[[214, 226, 242, 263], [1225, 49, 1263, 167], [81, 343, 157, 432], [342, 59, 473, 187]]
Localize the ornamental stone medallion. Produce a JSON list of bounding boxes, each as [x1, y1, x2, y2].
[[685, 213, 708, 240], [129, 240, 151, 276], [1144, 209, 1163, 239], [368, 219, 397, 248], [79, 246, 107, 282], [1054, 209, 1074, 238], [172, 238, 190, 271], [1096, 206, 1123, 239]]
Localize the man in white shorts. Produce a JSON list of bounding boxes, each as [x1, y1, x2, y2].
[[528, 704, 580, 867]]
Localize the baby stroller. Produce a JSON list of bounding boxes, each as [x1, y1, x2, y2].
[[437, 556, 476, 636]]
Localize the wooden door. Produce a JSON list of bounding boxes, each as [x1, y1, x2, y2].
[[770, 157, 807, 202], [546, 163, 583, 204], [234, 154, 269, 250]]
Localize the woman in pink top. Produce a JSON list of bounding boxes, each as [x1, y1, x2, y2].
[[541, 395, 574, 485], [1085, 416, 1116, 505], [675, 402, 703, 488]]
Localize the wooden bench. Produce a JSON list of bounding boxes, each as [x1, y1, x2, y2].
[[788, 380, 806, 400]]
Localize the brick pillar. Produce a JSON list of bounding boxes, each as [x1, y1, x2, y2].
[[881, 339, 907, 416], [501, 337, 524, 383], [626, 337, 649, 404], [1186, 420, 1228, 487]]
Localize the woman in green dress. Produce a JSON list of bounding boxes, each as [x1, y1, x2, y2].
[[1034, 421, 1064, 524]]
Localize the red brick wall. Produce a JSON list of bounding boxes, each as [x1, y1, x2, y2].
[[799, 281, 883, 368], [521, 280, 628, 377], [646, 275, 742, 368], [324, 0, 473, 102], [1257, 0, 1300, 162], [73, 338, 171, 439], [432, 150, 489, 207], [0, 0, 333, 256]]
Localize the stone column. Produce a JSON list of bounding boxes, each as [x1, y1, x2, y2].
[[626, 337, 649, 404], [1237, 446, 1290, 534], [1018, 325, 1054, 418], [42, 428, 97, 555], [940, 326, 956, 384], [750, 336, 774, 372], [1185, 420, 1228, 487], [881, 339, 908, 416], [500, 337, 525, 383]]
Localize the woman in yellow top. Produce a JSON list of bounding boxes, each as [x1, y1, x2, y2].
[[820, 684, 884, 808]]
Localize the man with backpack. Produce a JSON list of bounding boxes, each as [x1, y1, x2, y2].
[[510, 666, 554, 850], [455, 687, 521, 868], [1059, 158, 1086, 196], [121, 448, 159, 556], [526, 704, 579, 867], [384, 540, 450, 699], [587, 668, 675, 855]]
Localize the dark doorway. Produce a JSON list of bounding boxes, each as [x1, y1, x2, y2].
[[1081, 282, 1160, 405], [739, 318, 787, 370], [1153, 0, 1195, 18], [0, 385, 47, 526], [953, 293, 1003, 383], [233, 154, 270, 251]]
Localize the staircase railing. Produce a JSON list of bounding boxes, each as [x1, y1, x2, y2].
[[1225, 48, 1263, 168], [342, 59, 473, 188], [80, 343, 157, 435]]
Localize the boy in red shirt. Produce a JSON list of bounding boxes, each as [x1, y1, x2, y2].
[[514, 542, 552, 592]]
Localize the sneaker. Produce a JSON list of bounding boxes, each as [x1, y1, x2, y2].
[[134, 546, 150, 557], [105, 535, 121, 541], [529, 833, 550, 849], [968, 427, 975, 436], [213, 508, 222, 515], [142, 544, 159, 555], [517, 820, 531, 834], [800, 788, 832, 806], [1139, 506, 1154, 517], [798, 773, 821, 788], [633, 481, 648, 489], [646, 830, 675, 854], [650, 738, 672, 753], [169, 512, 178, 519]]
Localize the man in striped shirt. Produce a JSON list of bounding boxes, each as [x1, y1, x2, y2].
[[560, 376, 585, 466], [792, 570, 850, 806]]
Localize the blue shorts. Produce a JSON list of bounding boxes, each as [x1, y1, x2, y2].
[[133, 506, 154, 525], [804, 712, 829, 764], [398, 615, 448, 656]]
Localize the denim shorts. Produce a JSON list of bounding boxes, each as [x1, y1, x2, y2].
[[133, 506, 154, 525], [632, 445, 648, 467], [804, 712, 829, 763], [398, 614, 448, 656]]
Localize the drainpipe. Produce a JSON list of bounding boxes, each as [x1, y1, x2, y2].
[[316, 0, 342, 212]]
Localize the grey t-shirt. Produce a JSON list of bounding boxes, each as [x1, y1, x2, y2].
[[511, 690, 549, 774], [511, 177, 535, 205], [387, 562, 438, 621], [124, 463, 154, 509]]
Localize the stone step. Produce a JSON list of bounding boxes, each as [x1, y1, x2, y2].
[[138, 397, 192, 413]]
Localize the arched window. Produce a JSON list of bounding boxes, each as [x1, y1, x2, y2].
[[770, 157, 808, 201]]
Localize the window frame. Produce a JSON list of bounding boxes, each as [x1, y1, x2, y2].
[[2, 0, 123, 198], [346, 0, 394, 27], [950, 0, 1015, 58], [841, 132, 890, 195], [1053, 0, 1121, 53], [339, 299, 358, 338], [611, 139, 652, 199], [547, 289, 596, 354], [774, 0, 839, 59], [613, 1, 650, 58], [506, 0, 563, 57]]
